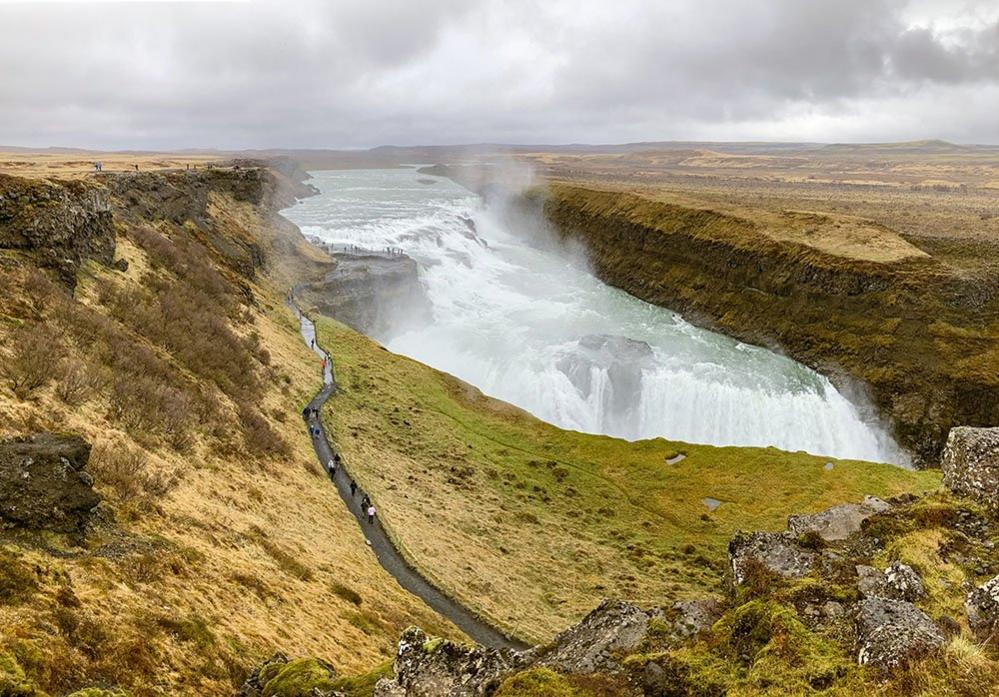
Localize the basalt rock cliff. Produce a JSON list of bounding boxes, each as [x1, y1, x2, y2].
[[0, 174, 115, 286]]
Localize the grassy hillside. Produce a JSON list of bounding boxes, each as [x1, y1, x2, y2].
[[316, 316, 940, 644], [0, 171, 458, 697]]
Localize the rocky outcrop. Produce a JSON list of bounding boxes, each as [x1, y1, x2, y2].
[[787, 495, 890, 541], [299, 251, 432, 338], [556, 335, 655, 422], [541, 184, 999, 466], [665, 598, 725, 641], [532, 599, 663, 674], [965, 574, 999, 640], [941, 426, 999, 510], [0, 174, 115, 286], [729, 531, 818, 585], [854, 598, 945, 672], [372, 598, 717, 696], [105, 168, 272, 279], [856, 562, 926, 602], [238, 652, 342, 697], [374, 627, 525, 697], [0, 433, 100, 533]]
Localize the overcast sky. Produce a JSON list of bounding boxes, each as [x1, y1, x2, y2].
[[1, 0, 998, 149]]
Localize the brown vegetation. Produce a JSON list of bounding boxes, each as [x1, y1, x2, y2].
[[0, 168, 459, 696]]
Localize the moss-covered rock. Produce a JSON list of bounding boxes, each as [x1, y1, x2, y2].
[[240, 653, 340, 697], [493, 668, 578, 697], [261, 658, 338, 697], [0, 652, 42, 697]]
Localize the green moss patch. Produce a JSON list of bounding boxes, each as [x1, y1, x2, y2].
[[259, 657, 338, 697]]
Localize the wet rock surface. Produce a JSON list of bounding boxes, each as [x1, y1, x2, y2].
[[854, 597, 945, 672], [0, 433, 100, 532], [942, 426, 999, 511], [300, 251, 432, 338], [556, 334, 656, 419]]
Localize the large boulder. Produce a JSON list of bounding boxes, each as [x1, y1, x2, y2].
[[854, 598, 945, 672], [787, 496, 890, 542], [533, 599, 663, 674], [0, 433, 100, 532], [374, 627, 524, 697], [729, 531, 818, 585], [966, 574, 999, 640], [941, 426, 999, 511]]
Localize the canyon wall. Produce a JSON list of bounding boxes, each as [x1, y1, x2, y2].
[[540, 184, 999, 466]]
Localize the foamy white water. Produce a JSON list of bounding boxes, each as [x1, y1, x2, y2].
[[282, 168, 904, 464]]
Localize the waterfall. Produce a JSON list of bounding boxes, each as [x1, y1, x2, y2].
[[282, 167, 906, 465]]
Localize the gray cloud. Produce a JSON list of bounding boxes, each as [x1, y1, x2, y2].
[[0, 0, 997, 148]]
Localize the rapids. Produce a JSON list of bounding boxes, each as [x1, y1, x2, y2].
[[282, 167, 905, 464]]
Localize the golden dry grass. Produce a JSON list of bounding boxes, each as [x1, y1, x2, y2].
[[545, 181, 929, 265], [0, 181, 460, 696], [0, 150, 219, 180]]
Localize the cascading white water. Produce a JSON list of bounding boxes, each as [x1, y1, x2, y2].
[[282, 167, 905, 464]]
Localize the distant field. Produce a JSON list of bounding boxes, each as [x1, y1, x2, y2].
[[0, 150, 217, 178], [316, 316, 940, 644], [514, 142, 999, 275]]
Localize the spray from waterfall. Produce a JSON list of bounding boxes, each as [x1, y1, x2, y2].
[[282, 165, 909, 466]]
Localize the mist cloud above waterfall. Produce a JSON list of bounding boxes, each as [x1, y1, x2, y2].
[[2, 0, 998, 148]]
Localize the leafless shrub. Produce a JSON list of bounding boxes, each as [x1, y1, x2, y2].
[[89, 440, 180, 503], [6, 321, 63, 398], [55, 358, 92, 405], [239, 404, 287, 457]]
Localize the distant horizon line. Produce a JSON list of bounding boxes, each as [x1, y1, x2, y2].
[[3, 137, 999, 154]]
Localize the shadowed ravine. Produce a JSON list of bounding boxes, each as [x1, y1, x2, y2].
[[290, 300, 527, 651]]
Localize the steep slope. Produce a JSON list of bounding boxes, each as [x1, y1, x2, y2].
[[312, 316, 937, 645], [539, 183, 999, 467], [0, 168, 458, 697]]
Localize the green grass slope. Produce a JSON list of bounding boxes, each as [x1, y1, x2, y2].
[[315, 316, 940, 644]]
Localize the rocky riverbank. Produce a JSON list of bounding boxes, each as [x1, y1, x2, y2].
[[296, 248, 432, 338]]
